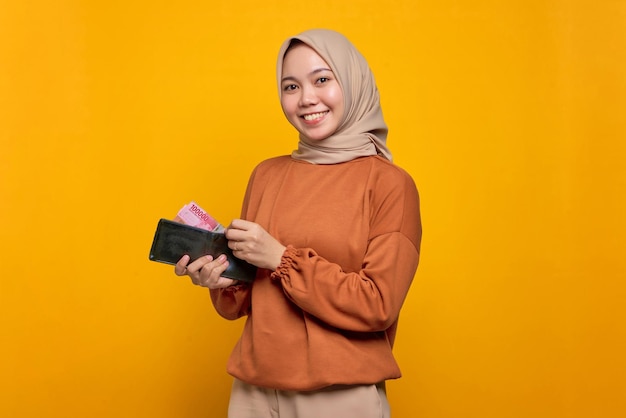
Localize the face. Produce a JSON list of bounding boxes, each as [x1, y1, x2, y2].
[[280, 44, 345, 141]]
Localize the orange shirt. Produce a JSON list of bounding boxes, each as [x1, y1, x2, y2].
[[210, 155, 421, 391]]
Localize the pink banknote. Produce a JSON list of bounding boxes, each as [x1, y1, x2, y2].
[[174, 201, 224, 232]]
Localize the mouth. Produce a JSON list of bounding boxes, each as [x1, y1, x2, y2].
[[301, 111, 328, 122]]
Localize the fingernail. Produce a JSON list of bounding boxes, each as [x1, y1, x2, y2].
[[218, 254, 227, 262]]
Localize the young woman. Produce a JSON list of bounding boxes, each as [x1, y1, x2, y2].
[[175, 29, 422, 418]]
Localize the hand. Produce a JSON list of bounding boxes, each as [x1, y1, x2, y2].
[[174, 254, 237, 289], [225, 219, 286, 270]]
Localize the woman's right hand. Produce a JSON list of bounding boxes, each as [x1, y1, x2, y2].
[[174, 254, 238, 289]]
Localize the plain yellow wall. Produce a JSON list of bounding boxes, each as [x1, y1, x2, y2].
[[1, 0, 625, 417]]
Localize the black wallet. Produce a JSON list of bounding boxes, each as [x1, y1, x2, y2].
[[148, 218, 257, 283]]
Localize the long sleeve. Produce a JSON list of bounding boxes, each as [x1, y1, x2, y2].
[[272, 233, 419, 332]]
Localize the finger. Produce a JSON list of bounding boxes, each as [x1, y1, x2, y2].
[[186, 256, 215, 285], [228, 219, 249, 230], [225, 227, 244, 242], [229, 240, 244, 252], [186, 255, 214, 274], [226, 219, 254, 236], [199, 255, 229, 287], [174, 255, 191, 276]]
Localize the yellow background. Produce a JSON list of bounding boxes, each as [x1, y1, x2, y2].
[[1, 0, 625, 417]]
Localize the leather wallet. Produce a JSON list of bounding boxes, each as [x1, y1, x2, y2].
[[149, 218, 256, 283]]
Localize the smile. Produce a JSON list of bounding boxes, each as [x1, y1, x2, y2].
[[302, 111, 328, 121]]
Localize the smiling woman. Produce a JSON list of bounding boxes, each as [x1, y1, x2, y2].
[[173, 28, 422, 418]]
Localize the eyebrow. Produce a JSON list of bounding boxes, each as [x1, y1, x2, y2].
[[281, 67, 333, 83]]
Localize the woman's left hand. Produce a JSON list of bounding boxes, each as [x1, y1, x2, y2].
[[225, 219, 286, 271]]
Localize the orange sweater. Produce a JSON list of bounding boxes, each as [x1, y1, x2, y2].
[[210, 155, 421, 391]]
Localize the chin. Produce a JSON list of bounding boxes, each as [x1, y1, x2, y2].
[[299, 129, 334, 142]]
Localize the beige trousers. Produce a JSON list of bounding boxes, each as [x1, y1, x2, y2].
[[228, 378, 391, 418]]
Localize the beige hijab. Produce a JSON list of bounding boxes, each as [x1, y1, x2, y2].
[[276, 29, 392, 164]]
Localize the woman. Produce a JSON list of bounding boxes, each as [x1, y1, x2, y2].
[[175, 29, 422, 418]]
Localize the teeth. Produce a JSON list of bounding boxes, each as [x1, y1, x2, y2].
[[303, 112, 327, 121]]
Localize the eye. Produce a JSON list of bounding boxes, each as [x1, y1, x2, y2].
[[317, 77, 330, 84], [283, 84, 298, 92]]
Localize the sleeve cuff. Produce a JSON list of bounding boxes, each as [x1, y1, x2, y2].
[[270, 245, 298, 281]]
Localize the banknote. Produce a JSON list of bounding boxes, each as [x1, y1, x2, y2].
[[175, 201, 224, 232]]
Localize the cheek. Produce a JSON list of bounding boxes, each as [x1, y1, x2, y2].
[[327, 88, 344, 112]]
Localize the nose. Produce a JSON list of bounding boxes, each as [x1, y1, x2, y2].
[[299, 86, 319, 106]]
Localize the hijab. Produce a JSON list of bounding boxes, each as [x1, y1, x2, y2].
[[276, 29, 392, 164]]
